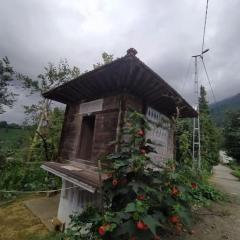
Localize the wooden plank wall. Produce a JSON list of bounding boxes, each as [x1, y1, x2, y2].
[[58, 95, 121, 164], [58, 103, 83, 161], [57, 93, 174, 167], [91, 96, 120, 162]]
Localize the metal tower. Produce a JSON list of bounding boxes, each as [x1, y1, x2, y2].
[[192, 49, 209, 169], [192, 56, 201, 169]]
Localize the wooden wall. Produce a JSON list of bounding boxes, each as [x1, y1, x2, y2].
[[57, 93, 174, 166], [58, 95, 121, 164], [91, 96, 120, 161]]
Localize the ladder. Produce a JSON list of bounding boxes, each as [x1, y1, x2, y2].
[[192, 56, 201, 169]]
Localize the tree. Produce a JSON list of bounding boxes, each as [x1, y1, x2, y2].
[[176, 86, 220, 171], [199, 86, 220, 169], [0, 57, 16, 113], [176, 119, 192, 166], [0, 121, 8, 128], [93, 52, 114, 69], [224, 110, 240, 163], [17, 59, 80, 161]]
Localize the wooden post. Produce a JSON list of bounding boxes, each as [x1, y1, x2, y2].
[[97, 159, 104, 212], [115, 96, 123, 152]]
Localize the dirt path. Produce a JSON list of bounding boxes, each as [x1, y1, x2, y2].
[[210, 164, 240, 196], [184, 164, 240, 240]]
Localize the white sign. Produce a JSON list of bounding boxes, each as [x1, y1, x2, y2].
[[145, 107, 173, 166], [79, 99, 103, 114]]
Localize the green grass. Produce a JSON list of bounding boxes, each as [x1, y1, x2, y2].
[[26, 232, 64, 240], [228, 161, 240, 181], [0, 128, 32, 152], [232, 169, 240, 180]]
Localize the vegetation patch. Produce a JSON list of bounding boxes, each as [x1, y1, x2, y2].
[[65, 111, 222, 240], [0, 195, 48, 240]]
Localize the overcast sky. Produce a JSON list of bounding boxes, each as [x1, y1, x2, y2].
[[1, 0, 239, 123]]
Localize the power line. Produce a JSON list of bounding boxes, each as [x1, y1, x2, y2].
[[200, 57, 217, 104], [201, 0, 209, 53], [200, 0, 217, 104]]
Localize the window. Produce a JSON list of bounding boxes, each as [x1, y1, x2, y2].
[[77, 115, 95, 160]]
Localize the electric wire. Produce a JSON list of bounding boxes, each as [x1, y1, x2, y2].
[[201, 57, 217, 104], [200, 0, 218, 104], [201, 0, 209, 54]]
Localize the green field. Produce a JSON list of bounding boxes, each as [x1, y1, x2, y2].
[[0, 128, 32, 152]]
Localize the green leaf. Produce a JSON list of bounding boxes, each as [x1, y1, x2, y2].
[[114, 220, 136, 236], [142, 215, 160, 235], [125, 202, 136, 212]]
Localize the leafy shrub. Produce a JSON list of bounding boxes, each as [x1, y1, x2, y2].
[[0, 159, 60, 200], [64, 111, 222, 240]]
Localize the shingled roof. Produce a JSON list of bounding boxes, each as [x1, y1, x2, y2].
[[43, 49, 197, 118]]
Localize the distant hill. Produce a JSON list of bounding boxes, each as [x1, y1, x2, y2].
[[210, 93, 240, 126]]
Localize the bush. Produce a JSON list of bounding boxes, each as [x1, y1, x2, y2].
[[65, 111, 222, 240], [0, 159, 61, 200]]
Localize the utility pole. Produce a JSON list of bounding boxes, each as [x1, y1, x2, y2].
[[192, 49, 209, 170]]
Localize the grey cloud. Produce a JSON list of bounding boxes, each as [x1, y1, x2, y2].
[[1, 0, 240, 123]]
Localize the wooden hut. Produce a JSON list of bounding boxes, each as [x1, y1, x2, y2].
[[41, 48, 197, 227]]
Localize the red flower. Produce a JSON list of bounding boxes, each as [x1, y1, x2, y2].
[[98, 226, 106, 236], [136, 220, 148, 230], [191, 182, 197, 189], [112, 179, 118, 186], [171, 186, 180, 196], [137, 129, 144, 137], [98, 224, 110, 236], [140, 149, 146, 155], [169, 215, 179, 224], [137, 194, 145, 201], [131, 236, 137, 240], [154, 235, 161, 240]]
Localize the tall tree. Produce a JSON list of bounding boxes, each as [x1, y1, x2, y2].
[[199, 86, 220, 169], [224, 110, 240, 163], [18, 59, 80, 160], [0, 57, 16, 113], [176, 86, 220, 171], [176, 119, 192, 166]]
